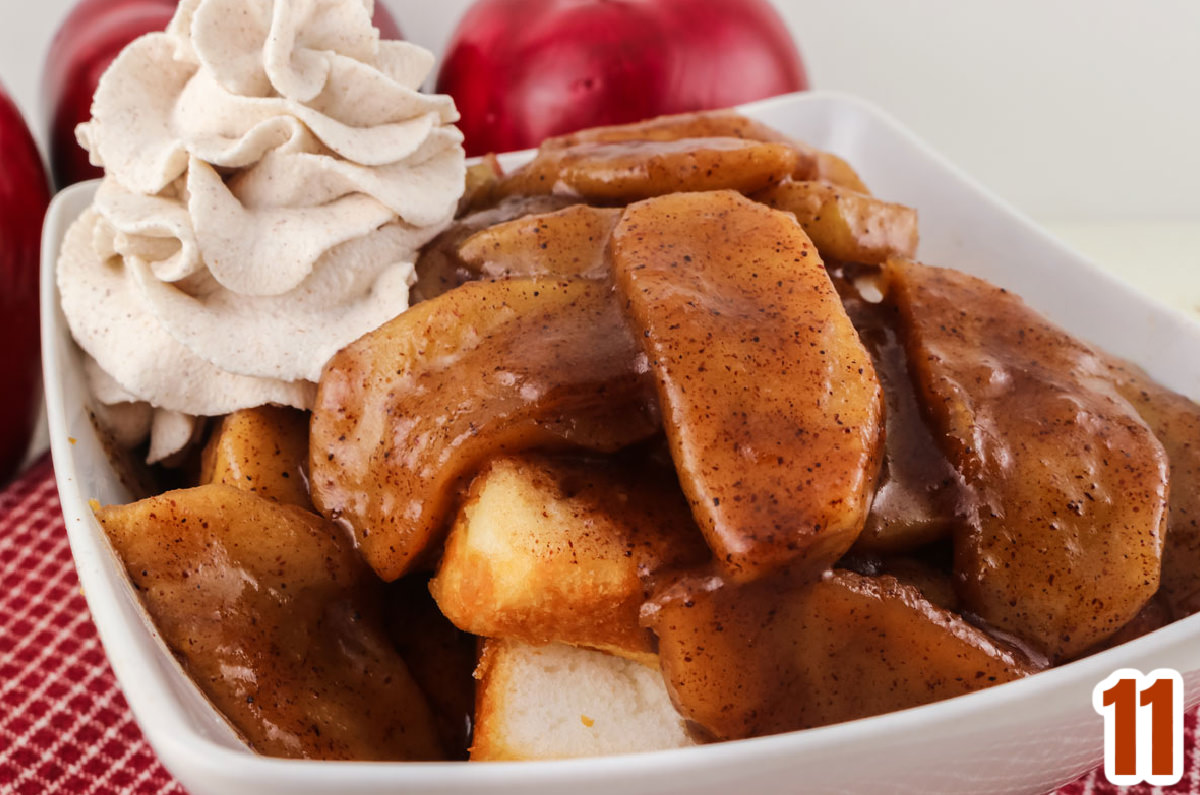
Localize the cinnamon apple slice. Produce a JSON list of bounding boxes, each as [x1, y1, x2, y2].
[[494, 137, 799, 203], [644, 569, 1037, 741], [95, 485, 443, 760], [543, 109, 869, 193], [309, 277, 660, 582], [884, 259, 1168, 660], [610, 190, 884, 582], [756, 180, 918, 264], [1105, 358, 1200, 619], [457, 204, 620, 281]]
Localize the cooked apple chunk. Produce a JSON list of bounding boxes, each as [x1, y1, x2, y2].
[[1105, 359, 1200, 619], [310, 278, 661, 582], [494, 137, 800, 203], [94, 485, 443, 761], [430, 453, 708, 664], [610, 190, 885, 582], [472, 639, 695, 761], [199, 405, 311, 509], [644, 569, 1036, 741], [884, 260, 1168, 660], [457, 205, 620, 281], [756, 181, 918, 264]]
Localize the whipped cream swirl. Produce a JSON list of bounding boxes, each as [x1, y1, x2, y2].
[[58, 0, 465, 462]]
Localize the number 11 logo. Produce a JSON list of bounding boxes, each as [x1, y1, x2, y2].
[[1092, 668, 1184, 787]]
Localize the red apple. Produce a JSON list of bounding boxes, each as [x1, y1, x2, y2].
[[437, 0, 808, 156], [43, 0, 404, 189], [0, 81, 51, 485]]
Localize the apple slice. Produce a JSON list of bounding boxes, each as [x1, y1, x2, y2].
[[884, 259, 1168, 660], [644, 569, 1037, 741], [1105, 358, 1200, 619], [413, 194, 578, 302], [199, 405, 311, 509], [610, 190, 884, 582], [494, 137, 799, 204], [544, 109, 869, 193], [95, 485, 443, 760], [457, 204, 620, 281], [756, 181, 918, 265], [310, 277, 660, 582]]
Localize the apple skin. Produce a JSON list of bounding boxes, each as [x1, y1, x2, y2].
[[437, 0, 808, 156], [0, 82, 51, 485], [43, 0, 404, 189]]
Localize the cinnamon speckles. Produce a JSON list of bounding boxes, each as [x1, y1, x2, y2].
[[884, 259, 1168, 660], [309, 278, 660, 582], [493, 138, 801, 204], [610, 191, 884, 582]]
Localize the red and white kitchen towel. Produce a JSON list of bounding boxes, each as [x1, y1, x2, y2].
[[0, 455, 1191, 794]]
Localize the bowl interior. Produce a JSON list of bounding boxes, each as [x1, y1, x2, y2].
[[41, 90, 1200, 795]]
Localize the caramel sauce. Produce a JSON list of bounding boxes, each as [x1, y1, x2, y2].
[[838, 285, 962, 554]]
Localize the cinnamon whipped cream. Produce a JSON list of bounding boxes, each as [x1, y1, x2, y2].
[[58, 0, 465, 462]]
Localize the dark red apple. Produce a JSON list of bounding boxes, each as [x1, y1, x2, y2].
[[0, 81, 51, 485], [43, 0, 404, 188], [437, 0, 808, 156]]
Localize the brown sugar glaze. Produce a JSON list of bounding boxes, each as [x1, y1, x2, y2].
[[309, 277, 662, 583]]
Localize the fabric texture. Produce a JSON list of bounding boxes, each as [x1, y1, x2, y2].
[[0, 455, 1190, 793]]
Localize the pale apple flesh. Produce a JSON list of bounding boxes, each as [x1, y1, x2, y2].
[[430, 452, 708, 665]]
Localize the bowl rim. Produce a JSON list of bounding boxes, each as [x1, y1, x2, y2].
[[41, 88, 1200, 789]]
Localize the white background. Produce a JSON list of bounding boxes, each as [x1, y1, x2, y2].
[[2, 0, 1197, 222]]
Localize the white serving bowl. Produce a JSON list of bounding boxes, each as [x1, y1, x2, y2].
[[42, 91, 1200, 795]]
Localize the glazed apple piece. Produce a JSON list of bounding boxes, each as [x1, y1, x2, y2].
[[412, 194, 579, 302], [430, 452, 708, 664], [543, 109, 869, 192], [459, 153, 502, 213], [310, 277, 660, 582], [199, 405, 311, 509], [1105, 359, 1200, 618], [884, 260, 1168, 660], [838, 284, 961, 554], [644, 569, 1037, 741], [610, 190, 884, 582], [493, 137, 800, 204], [544, 109, 796, 149], [457, 205, 620, 281], [756, 181, 918, 265], [95, 485, 444, 761]]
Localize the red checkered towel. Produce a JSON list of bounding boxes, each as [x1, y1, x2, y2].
[[0, 455, 1190, 794]]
